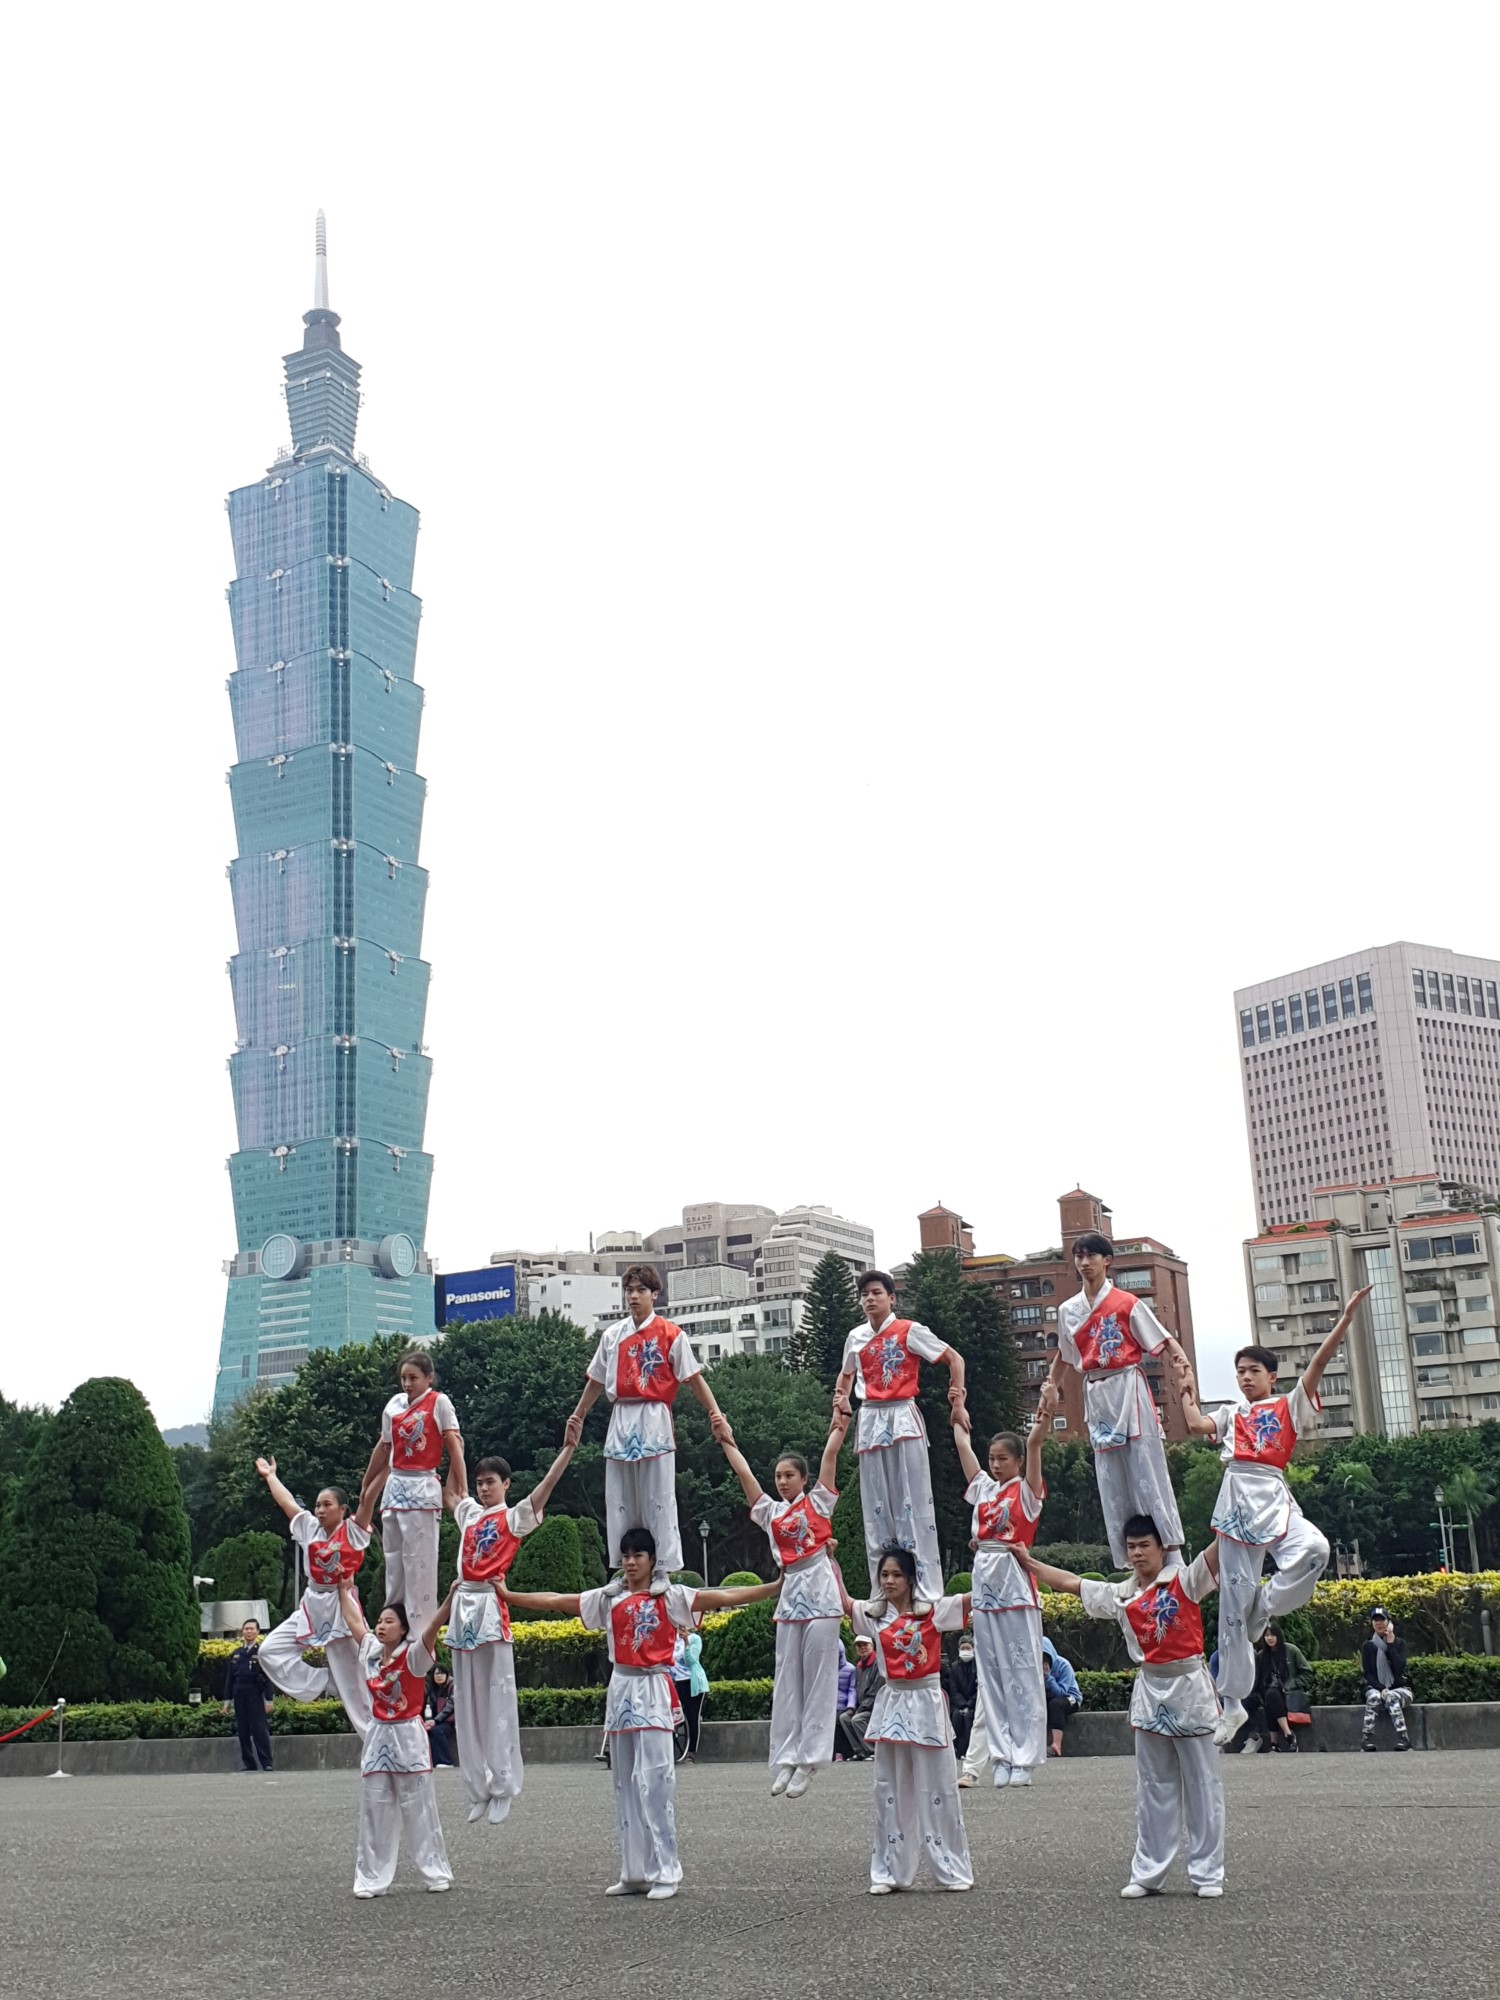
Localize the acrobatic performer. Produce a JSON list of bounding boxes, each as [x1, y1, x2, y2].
[[254, 1455, 377, 1737], [949, 1382, 1056, 1788], [843, 1546, 974, 1894], [361, 1349, 465, 1632], [566, 1263, 733, 1576], [501, 1528, 781, 1900], [1177, 1284, 1370, 1746], [832, 1268, 968, 1600], [1048, 1231, 1189, 1565], [1018, 1520, 1225, 1898], [446, 1436, 576, 1825], [337, 1582, 453, 1899], [719, 1406, 850, 1799]]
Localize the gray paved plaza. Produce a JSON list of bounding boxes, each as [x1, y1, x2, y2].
[[3, 1751, 1497, 1999]]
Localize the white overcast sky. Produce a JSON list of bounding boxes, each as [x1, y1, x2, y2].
[[3, 8, 1496, 1430]]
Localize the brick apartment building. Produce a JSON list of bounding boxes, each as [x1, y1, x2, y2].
[[915, 1188, 1198, 1443]]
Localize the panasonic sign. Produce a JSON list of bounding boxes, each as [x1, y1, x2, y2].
[[436, 1264, 519, 1328]]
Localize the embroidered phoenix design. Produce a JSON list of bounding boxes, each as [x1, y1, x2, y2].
[[631, 1335, 665, 1386], [309, 1542, 342, 1586], [889, 1618, 929, 1674], [1245, 1406, 1284, 1456], [780, 1507, 817, 1556], [871, 1332, 907, 1389], [396, 1408, 427, 1462], [472, 1515, 503, 1559], [1094, 1313, 1126, 1365], [1142, 1584, 1180, 1647], [628, 1597, 662, 1649]]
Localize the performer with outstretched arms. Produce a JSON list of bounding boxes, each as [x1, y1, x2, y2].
[[719, 1407, 850, 1799], [446, 1436, 576, 1824], [1047, 1232, 1189, 1565], [501, 1529, 781, 1900], [949, 1382, 1056, 1787], [1017, 1521, 1225, 1899], [254, 1455, 378, 1737], [565, 1264, 733, 1577], [1177, 1284, 1370, 1746], [337, 1583, 454, 1899], [361, 1349, 465, 1633], [832, 1269, 968, 1600]]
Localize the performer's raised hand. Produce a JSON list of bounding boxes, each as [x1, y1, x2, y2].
[[563, 1412, 584, 1449], [255, 1455, 276, 1480], [1037, 1379, 1060, 1421], [709, 1409, 735, 1445]]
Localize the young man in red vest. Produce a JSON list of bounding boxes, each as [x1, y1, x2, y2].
[[567, 1264, 733, 1578], [831, 1268, 969, 1601], [1048, 1232, 1188, 1566], [1018, 1519, 1225, 1898]]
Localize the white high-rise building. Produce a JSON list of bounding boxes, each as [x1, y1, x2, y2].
[[1234, 942, 1500, 1231]]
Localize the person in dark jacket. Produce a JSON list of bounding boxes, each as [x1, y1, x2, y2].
[[837, 1635, 879, 1760], [426, 1664, 457, 1766], [1245, 1624, 1313, 1753], [941, 1634, 979, 1761], [1360, 1609, 1411, 1750], [221, 1619, 274, 1772]]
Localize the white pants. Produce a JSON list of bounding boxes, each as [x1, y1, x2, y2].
[[452, 1643, 522, 1816], [605, 1456, 682, 1574], [259, 1611, 329, 1705], [962, 1694, 989, 1780], [972, 1606, 1047, 1772], [858, 1440, 943, 1600], [354, 1773, 453, 1894], [381, 1510, 439, 1631], [609, 1729, 682, 1888], [769, 1619, 840, 1771], [870, 1741, 973, 1889], [1130, 1731, 1224, 1891], [1215, 1510, 1330, 1702], [1095, 1436, 1185, 1566]]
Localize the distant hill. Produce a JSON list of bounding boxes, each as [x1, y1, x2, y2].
[[162, 1424, 209, 1448]]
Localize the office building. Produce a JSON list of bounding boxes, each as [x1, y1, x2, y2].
[[1235, 943, 1500, 1231]]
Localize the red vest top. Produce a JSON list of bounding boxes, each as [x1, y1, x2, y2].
[[306, 1518, 365, 1590], [391, 1388, 445, 1472], [367, 1643, 426, 1724], [1124, 1574, 1204, 1665], [610, 1591, 679, 1671], [461, 1506, 523, 1585], [858, 1320, 922, 1402], [1072, 1289, 1146, 1373], [1232, 1396, 1297, 1471], [878, 1611, 941, 1681], [770, 1493, 835, 1567], [975, 1476, 1043, 1548], [615, 1320, 683, 1405]]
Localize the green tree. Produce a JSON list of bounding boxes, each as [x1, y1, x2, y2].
[[1037, 1438, 1108, 1545], [0, 1396, 49, 1518], [791, 1254, 859, 1385], [1177, 1446, 1225, 1556], [507, 1515, 584, 1615], [171, 1442, 222, 1564], [0, 1378, 199, 1702], [198, 1530, 289, 1620], [1441, 1465, 1496, 1572]]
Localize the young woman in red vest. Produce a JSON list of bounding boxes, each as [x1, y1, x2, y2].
[[336, 1581, 454, 1898], [949, 1383, 1055, 1787], [253, 1455, 378, 1737], [1018, 1520, 1225, 1897], [718, 1406, 850, 1799], [361, 1350, 465, 1633], [831, 1270, 969, 1602], [843, 1545, 975, 1894], [566, 1264, 733, 1579], [445, 1436, 575, 1825], [500, 1527, 781, 1900]]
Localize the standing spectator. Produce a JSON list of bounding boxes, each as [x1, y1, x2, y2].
[[1245, 1624, 1312, 1753], [1042, 1636, 1081, 1757], [221, 1618, 274, 1774], [672, 1625, 709, 1762], [426, 1663, 457, 1767], [834, 1641, 857, 1760], [942, 1633, 979, 1763], [836, 1634, 879, 1760], [1361, 1609, 1412, 1751]]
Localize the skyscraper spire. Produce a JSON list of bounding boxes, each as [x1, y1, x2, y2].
[[314, 209, 329, 310]]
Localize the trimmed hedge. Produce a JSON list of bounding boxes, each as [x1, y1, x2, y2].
[[1072, 1654, 1500, 1712]]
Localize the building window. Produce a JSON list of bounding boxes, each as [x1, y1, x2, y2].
[[1412, 1331, 1445, 1357], [1487, 982, 1499, 1018], [1255, 1283, 1286, 1304], [1457, 976, 1472, 1014], [1257, 1005, 1272, 1043], [1453, 1234, 1479, 1256], [1321, 984, 1337, 1021], [1441, 974, 1456, 1012], [1357, 972, 1374, 1014], [1410, 1304, 1442, 1325], [1253, 1253, 1282, 1274], [1273, 999, 1288, 1037], [1240, 1009, 1256, 1049], [1303, 1281, 1340, 1303], [1290, 994, 1304, 1033], [1463, 1295, 1494, 1313], [1305, 989, 1321, 1027], [1412, 969, 1427, 1008], [1052, 1416, 1069, 1431], [1416, 1367, 1451, 1387], [1013, 1306, 1044, 1327], [1114, 1270, 1153, 1294], [1405, 1239, 1432, 1262], [1339, 978, 1356, 1019]]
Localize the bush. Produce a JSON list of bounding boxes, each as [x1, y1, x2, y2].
[[198, 1531, 289, 1623], [1033, 1542, 1115, 1575], [718, 1571, 765, 1588], [670, 1569, 705, 1588], [575, 1516, 607, 1590], [946, 1572, 973, 1596], [1303, 1572, 1498, 1657], [700, 1600, 777, 1680], [507, 1516, 583, 1616]]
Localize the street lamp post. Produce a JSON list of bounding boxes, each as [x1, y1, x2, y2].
[[1434, 1487, 1454, 1571], [698, 1520, 710, 1587]]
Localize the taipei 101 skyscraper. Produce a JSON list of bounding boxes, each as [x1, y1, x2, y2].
[[214, 217, 435, 1413]]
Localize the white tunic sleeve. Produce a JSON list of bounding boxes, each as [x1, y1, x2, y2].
[[1288, 1379, 1321, 1437], [433, 1392, 460, 1434], [344, 1518, 372, 1552], [1080, 1577, 1124, 1622], [509, 1495, 541, 1537], [906, 1320, 949, 1364], [452, 1495, 480, 1534], [932, 1594, 968, 1633], [670, 1331, 703, 1383], [380, 1392, 405, 1442], [1019, 1476, 1045, 1522], [1212, 1404, 1234, 1448], [749, 1493, 776, 1533], [578, 1587, 610, 1633], [406, 1637, 435, 1678], [849, 1600, 880, 1644], [663, 1583, 702, 1630], [1127, 1298, 1171, 1354], [289, 1509, 319, 1549], [810, 1482, 837, 1518], [586, 1329, 612, 1388], [1179, 1549, 1218, 1605]]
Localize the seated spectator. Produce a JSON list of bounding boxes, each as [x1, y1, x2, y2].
[[834, 1641, 857, 1761], [1361, 1609, 1412, 1752], [941, 1632, 978, 1763], [1244, 1623, 1313, 1754], [1042, 1636, 1081, 1757], [836, 1634, 878, 1761], [425, 1663, 457, 1767]]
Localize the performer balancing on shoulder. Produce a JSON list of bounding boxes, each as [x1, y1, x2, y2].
[[337, 1583, 454, 1899], [566, 1263, 733, 1578], [254, 1455, 378, 1737], [1048, 1232, 1189, 1566], [719, 1406, 851, 1800], [949, 1381, 1056, 1788], [832, 1268, 968, 1601], [446, 1435, 575, 1825], [1176, 1284, 1371, 1746], [842, 1546, 975, 1895], [361, 1349, 465, 1633], [500, 1528, 781, 1900], [1017, 1520, 1225, 1899]]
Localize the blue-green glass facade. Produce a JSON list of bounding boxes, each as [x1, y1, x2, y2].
[[214, 293, 435, 1413]]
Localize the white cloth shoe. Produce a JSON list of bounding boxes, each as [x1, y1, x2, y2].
[[646, 1884, 679, 1901], [426, 1879, 452, 1893], [486, 1796, 510, 1824], [1212, 1701, 1247, 1747], [605, 1881, 646, 1896], [770, 1766, 795, 1797], [868, 1882, 895, 1895], [1121, 1883, 1161, 1899], [1196, 1884, 1225, 1899], [466, 1803, 487, 1823], [1008, 1768, 1032, 1787], [785, 1766, 814, 1799], [992, 1763, 1012, 1788]]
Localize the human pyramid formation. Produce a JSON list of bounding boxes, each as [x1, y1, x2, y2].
[[251, 1237, 1370, 1901]]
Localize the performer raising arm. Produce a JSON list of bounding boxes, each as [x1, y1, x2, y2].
[[501, 1528, 780, 1901], [254, 1456, 378, 1737], [361, 1349, 465, 1632], [719, 1407, 849, 1800]]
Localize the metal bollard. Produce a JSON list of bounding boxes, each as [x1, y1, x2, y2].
[[48, 1699, 70, 1779]]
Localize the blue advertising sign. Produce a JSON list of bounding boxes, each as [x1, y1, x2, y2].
[[437, 1264, 519, 1327]]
